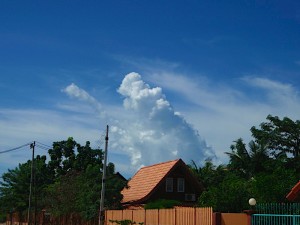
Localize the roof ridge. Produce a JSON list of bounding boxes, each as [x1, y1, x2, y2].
[[140, 158, 181, 170]]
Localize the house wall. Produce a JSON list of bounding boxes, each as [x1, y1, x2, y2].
[[148, 166, 201, 203]]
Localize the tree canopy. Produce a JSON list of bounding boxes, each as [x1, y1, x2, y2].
[[251, 114, 300, 158], [0, 138, 126, 222], [1, 115, 300, 217], [192, 115, 300, 212]]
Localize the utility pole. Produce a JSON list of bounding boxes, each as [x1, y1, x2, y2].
[[34, 143, 37, 225], [99, 125, 109, 225], [27, 141, 35, 225]]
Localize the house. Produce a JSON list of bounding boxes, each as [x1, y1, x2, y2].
[[286, 180, 300, 202], [121, 158, 204, 208]]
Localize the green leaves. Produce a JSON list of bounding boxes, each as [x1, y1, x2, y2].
[[225, 138, 270, 179], [198, 172, 251, 212], [251, 115, 300, 157], [0, 138, 126, 222], [196, 115, 300, 212], [144, 199, 180, 209], [0, 155, 51, 214]]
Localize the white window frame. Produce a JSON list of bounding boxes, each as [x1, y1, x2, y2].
[[166, 178, 173, 192], [177, 178, 185, 192]]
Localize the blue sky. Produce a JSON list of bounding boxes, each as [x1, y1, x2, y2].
[[1, 0, 300, 178]]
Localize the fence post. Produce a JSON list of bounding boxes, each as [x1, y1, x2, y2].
[[144, 209, 146, 225], [243, 210, 255, 225], [212, 212, 221, 225], [174, 208, 176, 225], [194, 208, 196, 225]]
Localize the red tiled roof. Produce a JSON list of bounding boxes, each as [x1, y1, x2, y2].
[[121, 159, 181, 204], [286, 180, 300, 201]]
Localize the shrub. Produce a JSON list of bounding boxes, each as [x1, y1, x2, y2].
[[144, 199, 180, 209]]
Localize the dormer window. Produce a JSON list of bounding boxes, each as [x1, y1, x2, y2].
[[166, 178, 173, 192], [177, 178, 185, 192]]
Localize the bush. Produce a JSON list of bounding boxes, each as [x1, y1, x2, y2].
[[0, 212, 6, 223], [144, 199, 180, 209]]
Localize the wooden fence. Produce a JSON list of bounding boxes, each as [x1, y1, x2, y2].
[[6, 212, 98, 225], [105, 207, 213, 225]]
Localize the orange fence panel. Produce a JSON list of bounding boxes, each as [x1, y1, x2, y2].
[[106, 210, 123, 225], [122, 210, 133, 221], [196, 207, 213, 225], [159, 208, 175, 225], [105, 207, 213, 225], [175, 207, 195, 225], [145, 209, 159, 225], [132, 210, 145, 224]]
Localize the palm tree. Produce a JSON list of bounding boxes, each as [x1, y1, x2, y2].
[[225, 138, 270, 178]]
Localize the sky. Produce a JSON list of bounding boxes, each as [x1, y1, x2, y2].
[[0, 0, 300, 178]]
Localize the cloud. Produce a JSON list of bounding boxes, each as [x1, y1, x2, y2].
[[113, 72, 215, 167], [1, 69, 299, 178], [62, 83, 104, 115], [242, 76, 300, 109], [0, 108, 102, 176], [145, 72, 300, 162], [62, 73, 215, 170], [32, 73, 300, 174], [242, 77, 295, 95]]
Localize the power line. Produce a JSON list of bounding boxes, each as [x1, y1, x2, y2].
[[35, 141, 52, 149], [0, 143, 32, 154], [35, 144, 50, 151], [97, 129, 107, 149], [0, 141, 52, 154]]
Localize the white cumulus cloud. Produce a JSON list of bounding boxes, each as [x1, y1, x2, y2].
[[62, 72, 215, 171], [113, 72, 215, 168]]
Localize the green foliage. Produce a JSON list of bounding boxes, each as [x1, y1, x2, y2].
[[196, 115, 300, 212], [0, 155, 51, 213], [225, 138, 270, 178], [44, 139, 126, 220], [189, 160, 227, 190], [43, 170, 80, 216], [251, 167, 298, 203], [251, 114, 300, 157], [0, 211, 6, 223], [198, 173, 251, 212], [109, 219, 144, 225], [144, 199, 180, 209], [0, 138, 126, 222]]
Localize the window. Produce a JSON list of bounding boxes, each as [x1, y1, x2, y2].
[[166, 178, 173, 192], [177, 178, 185, 192]]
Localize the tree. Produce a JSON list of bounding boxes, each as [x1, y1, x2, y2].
[[251, 115, 300, 158], [225, 138, 270, 178], [104, 163, 127, 209], [196, 115, 300, 212], [189, 160, 226, 190], [45, 138, 104, 218], [0, 138, 125, 222], [198, 173, 251, 212], [44, 170, 80, 216], [47, 137, 77, 177], [44, 138, 126, 220], [251, 167, 298, 203], [0, 155, 51, 217]]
